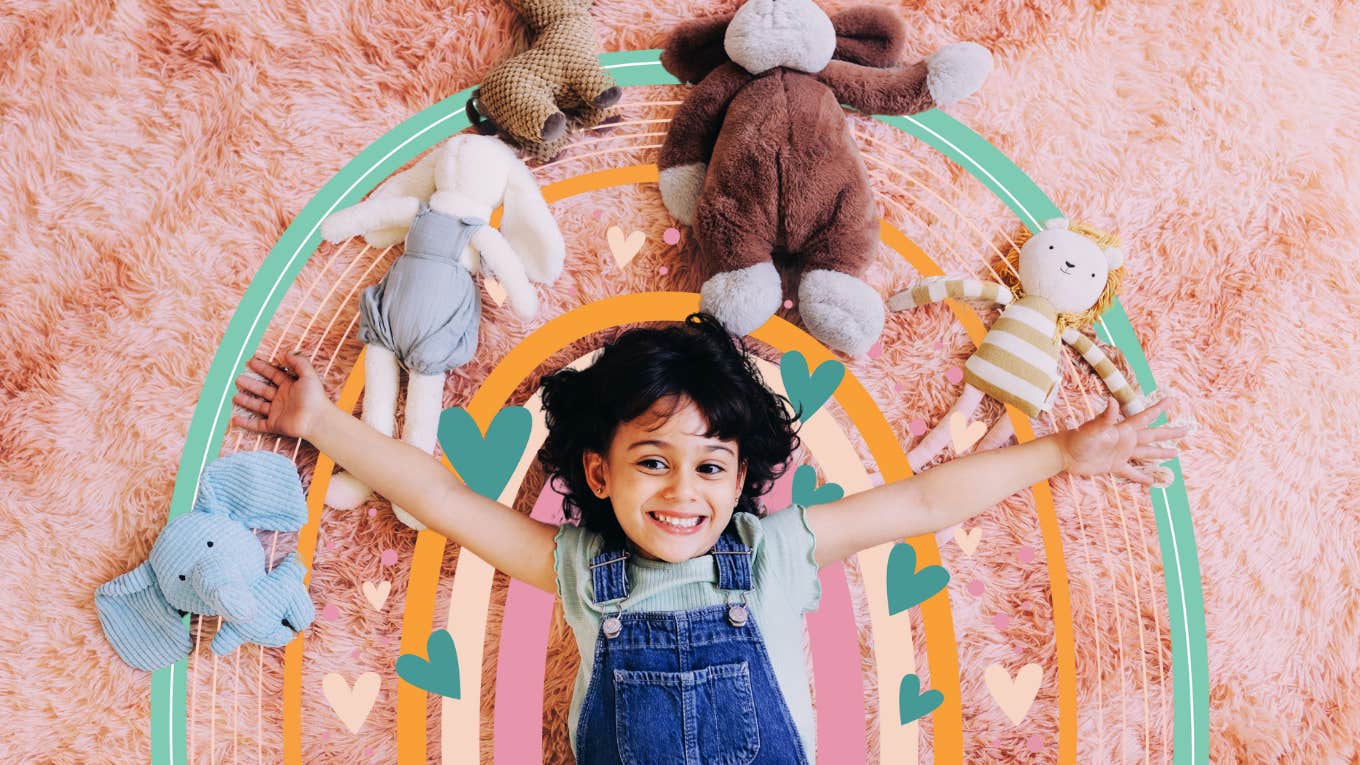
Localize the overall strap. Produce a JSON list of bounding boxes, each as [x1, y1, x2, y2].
[[588, 548, 630, 606], [712, 526, 753, 592]]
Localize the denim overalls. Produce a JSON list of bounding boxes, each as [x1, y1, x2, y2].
[[574, 528, 811, 765]]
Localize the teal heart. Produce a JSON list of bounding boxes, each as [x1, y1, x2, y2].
[[898, 673, 944, 725], [396, 629, 460, 699], [791, 465, 843, 507], [780, 351, 844, 423], [437, 406, 531, 499], [885, 542, 950, 614]]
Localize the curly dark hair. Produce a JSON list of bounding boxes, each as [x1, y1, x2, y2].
[[537, 313, 801, 545]]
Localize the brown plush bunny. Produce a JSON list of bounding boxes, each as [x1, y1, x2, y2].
[[468, 0, 620, 161], [657, 0, 992, 356]]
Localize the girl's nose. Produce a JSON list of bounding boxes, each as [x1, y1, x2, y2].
[[663, 471, 700, 501]]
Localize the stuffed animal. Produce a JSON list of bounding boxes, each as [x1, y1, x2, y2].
[[96, 451, 314, 671], [656, 0, 993, 356], [467, 0, 620, 161], [319, 134, 564, 529], [889, 218, 1148, 471]]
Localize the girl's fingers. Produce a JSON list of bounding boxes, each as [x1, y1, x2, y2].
[[231, 413, 267, 433], [233, 392, 270, 416], [1132, 445, 1177, 462], [247, 356, 291, 386], [235, 374, 275, 400], [287, 351, 317, 379], [1126, 397, 1168, 428], [1116, 464, 1155, 486], [1138, 423, 1190, 445]]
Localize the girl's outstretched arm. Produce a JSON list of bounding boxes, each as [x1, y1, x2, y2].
[[233, 353, 559, 593], [805, 398, 1188, 566]]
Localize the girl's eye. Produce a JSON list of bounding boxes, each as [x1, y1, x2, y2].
[[698, 463, 725, 475], [638, 459, 666, 470]]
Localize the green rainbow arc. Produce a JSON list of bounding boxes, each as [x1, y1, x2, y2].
[[151, 49, 1208, 765]]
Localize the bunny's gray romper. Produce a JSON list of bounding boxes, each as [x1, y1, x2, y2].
[[358, 203, 484, 375]]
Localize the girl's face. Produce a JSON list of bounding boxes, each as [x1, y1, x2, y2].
[[583, 396, 747, 563]]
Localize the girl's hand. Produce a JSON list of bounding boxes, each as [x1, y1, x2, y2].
[[231, 352, 330, 440], [1059, 397, 1189, 485]]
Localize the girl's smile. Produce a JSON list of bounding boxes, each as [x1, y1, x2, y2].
[[583, 396, 747, 563]]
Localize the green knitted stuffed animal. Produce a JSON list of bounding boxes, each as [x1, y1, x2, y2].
[[468, 0, 620, 160]]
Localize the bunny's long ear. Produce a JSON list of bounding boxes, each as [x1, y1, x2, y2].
[[326, 148, 440, 248], [96, 562, 191, 671], [830, 7, 906, 67], [194, 451, 309, 531], [498, 148, 565, 285], [660, 15, 735, 84]]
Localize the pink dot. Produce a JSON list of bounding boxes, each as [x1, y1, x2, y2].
[[321, 731, 329, 742], [966, 579, 984, 596], [322, 604, 340, 621], [1017, 545, 1036, 564], [1027, 735, 1044, 753], [591, 209, 603, 219], [368, 507, 377, 517], [945, 367, 964, 385], [867, 342, 883, 359], [364, 748, 374, 758], [350, 648, 361, 659], [934, 340, 944, 351], [381, 549, 398, 566], [783, 299, 794, 309], [1013, 644, 1025, 656], [662, 227, 681, 245], [658, 265, 669, 275], [325, 539, 335, 550], [992, 614, 1010, 631], [908, 418, 928, 436]]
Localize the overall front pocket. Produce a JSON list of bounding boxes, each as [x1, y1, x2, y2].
[[613, 661, 760, 765]]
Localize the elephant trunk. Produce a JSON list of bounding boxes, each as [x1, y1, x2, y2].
[[193, 559, 257, 623]]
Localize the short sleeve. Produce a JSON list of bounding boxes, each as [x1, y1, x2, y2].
[[553, 523, 606, 635], [753, 504, 822, 613]]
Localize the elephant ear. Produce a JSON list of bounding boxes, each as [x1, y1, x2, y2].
[[660, 14, 735, 84], [96, 562, 191, 671], [831, 7, 906, 67], [194, 451, 308, 531]]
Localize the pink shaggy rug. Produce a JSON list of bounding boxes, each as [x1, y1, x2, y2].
[[2, 1, 1358, 762]]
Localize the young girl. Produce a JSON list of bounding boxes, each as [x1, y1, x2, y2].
[[233, 313, 1183, 764]]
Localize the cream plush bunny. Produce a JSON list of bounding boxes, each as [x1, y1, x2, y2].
[[890, 218, 1148, 472], [319, 134, 564, 528]]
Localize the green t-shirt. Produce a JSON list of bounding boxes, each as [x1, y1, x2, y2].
[[554, 503, 822, 762]]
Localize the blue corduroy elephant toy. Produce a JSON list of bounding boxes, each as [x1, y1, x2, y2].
[[96, 451, 316, 671]]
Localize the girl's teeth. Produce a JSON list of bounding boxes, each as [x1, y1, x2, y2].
[[654, 514, 701, 528]]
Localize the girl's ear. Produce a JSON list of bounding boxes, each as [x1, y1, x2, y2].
[[582, 451, 608, 497]]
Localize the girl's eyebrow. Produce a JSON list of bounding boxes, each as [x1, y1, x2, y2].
[[626, 439, 735, 456]]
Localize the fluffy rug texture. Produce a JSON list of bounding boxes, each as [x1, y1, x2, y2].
[[2, 0, 1358, 762]]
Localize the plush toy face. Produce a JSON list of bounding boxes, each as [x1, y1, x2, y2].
[[724, 0, 836, 75], [148, 513, 266, 622], [1018, 219, 1124, 314]]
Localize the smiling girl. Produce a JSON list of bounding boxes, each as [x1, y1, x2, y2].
[[233, 312, 1183, 764]]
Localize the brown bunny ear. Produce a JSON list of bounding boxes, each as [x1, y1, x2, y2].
[[831, 7, 907, 67], [660, 14, 735, 84]]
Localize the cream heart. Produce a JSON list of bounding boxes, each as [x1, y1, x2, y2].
[[953, 526, 983, 556], [362, 580, 391, 610], [483, 276, 507, 307], [606, 226, 646, 269], [322, 671, 381, 734], [984, 662, 1042, 724], [949, 412, 987, 453]]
